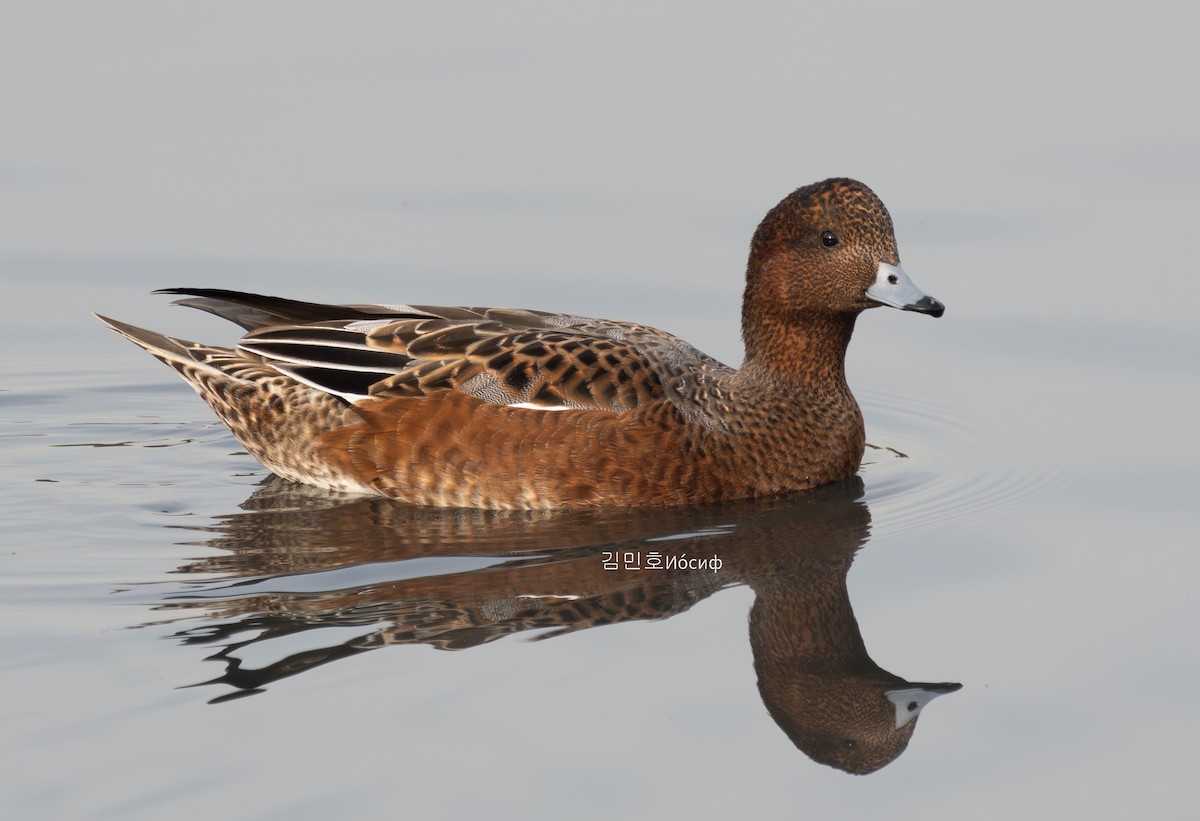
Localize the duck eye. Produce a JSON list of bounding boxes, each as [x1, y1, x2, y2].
[[821, 230, 838, 247]]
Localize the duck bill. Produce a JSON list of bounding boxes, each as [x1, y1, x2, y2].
[[885, 682, 963, 728], [866, 263, 945, 317]]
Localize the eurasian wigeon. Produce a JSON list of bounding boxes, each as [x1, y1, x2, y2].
[[96, 178, 943, 508]]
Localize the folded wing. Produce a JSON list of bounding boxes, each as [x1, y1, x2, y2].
[[159, 289, 732, 412]]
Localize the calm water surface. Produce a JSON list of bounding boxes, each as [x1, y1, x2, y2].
[[3, 4, 1198, 819]]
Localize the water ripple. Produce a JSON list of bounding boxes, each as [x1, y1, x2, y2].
[[858, 385, 1068, 537]]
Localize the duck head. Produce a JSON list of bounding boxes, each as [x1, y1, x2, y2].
[[745, 178, 944, 325]]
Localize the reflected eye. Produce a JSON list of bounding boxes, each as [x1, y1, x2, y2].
[[821, 230, 838, 247]]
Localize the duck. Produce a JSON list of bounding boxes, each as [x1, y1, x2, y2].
[[95, 178, 943, 509]]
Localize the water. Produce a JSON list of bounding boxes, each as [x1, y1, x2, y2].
[[3, 3, 1199, 819]]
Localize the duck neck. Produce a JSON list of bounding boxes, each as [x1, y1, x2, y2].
[[749, 564, 871, 672], [738, 307, 858, 390]]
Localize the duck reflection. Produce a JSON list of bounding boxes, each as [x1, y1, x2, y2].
[[158, 476, 959, 774]]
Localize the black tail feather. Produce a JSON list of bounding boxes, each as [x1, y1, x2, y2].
[[154, 288, 419, 331]]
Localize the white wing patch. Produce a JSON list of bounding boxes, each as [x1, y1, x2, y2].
[[509, 402, 573, 411], [345, 318, 405, 332]]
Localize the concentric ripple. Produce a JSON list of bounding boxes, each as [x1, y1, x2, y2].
[[857, 384, 1068, 537]]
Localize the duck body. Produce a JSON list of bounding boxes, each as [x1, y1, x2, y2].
[[96, 178, 943, 509]]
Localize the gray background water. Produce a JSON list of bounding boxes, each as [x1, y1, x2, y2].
[[3, 2, 1197, 818]]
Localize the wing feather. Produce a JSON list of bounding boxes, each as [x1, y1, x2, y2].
[[164, 290, 732, 413]]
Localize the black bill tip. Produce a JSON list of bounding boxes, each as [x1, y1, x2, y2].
[[905, 296, 945, 318]]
